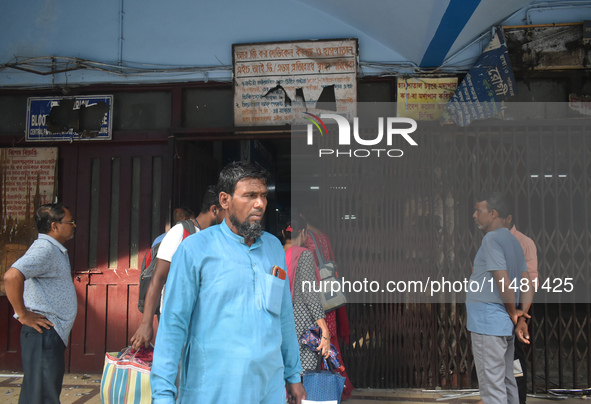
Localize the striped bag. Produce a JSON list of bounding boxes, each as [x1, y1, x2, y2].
[[100, 347, 152, 404]]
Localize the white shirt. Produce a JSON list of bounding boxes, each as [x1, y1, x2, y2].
[[156, 221, 199, 262], [155, 220, 199, 307]]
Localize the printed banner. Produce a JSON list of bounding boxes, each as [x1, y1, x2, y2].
[[397, 77, 458, 121], [446, 29, 517, 126]]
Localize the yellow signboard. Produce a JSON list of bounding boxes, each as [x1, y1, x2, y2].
[[397, 77, 458, 121]]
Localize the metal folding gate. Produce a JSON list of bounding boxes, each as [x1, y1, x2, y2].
[[319, 121, 591, 391]]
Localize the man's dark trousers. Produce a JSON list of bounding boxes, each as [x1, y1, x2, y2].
[[514, 339, 527, 404], [19, 325, 66, 404]]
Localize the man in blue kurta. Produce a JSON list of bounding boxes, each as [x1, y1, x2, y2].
[[151, 162, 305, 404]]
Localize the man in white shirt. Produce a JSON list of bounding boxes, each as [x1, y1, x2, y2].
[[151, 207, 195, 247], [131, 186, 224, 350]]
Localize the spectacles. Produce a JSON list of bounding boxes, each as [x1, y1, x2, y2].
[[59, 220, 76, 226]]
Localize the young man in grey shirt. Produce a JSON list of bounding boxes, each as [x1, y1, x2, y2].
[[4, 203, 78, 404]]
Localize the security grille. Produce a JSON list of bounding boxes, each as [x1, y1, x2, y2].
[[319, 121, 591, 391]]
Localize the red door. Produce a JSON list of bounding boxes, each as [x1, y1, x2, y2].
[[62, 143, 169, 372], [0, 143, 169, 372]]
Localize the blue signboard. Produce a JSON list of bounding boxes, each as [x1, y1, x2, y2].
[[445, 29, 516, 127], [26, 95, 113, 141]]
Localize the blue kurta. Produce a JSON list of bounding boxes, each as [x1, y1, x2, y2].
[[151, 220, 302, 404]]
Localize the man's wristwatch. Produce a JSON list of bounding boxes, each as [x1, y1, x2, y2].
[[13, 313, 20, 320]]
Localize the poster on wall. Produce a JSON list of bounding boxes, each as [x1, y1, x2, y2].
[[0, 147, 58, 295], [233, 39, 358, 126], [397, 77, 458, 121]]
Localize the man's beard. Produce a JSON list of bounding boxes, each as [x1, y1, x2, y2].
[[230, 213, 264, 240]]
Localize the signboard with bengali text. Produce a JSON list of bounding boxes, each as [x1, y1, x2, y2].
[[0, 147, 58, 295], [396, 77, 458, 121], [446, 30, 516, 126], [233, 39, 358, 126], [1, 147, 57, 222]]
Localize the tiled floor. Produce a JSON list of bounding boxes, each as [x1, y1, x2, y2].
[[1, 372, 102, 404], [1, 371, 588, 403]]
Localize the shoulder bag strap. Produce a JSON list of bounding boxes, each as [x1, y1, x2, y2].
[[181, 219, 199, 236], [308, 232, 327, 267]]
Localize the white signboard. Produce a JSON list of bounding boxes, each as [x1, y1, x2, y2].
[[233, 39, 358, 126]]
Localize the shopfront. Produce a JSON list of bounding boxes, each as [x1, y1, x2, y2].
[[0, 82, 294, 371]]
